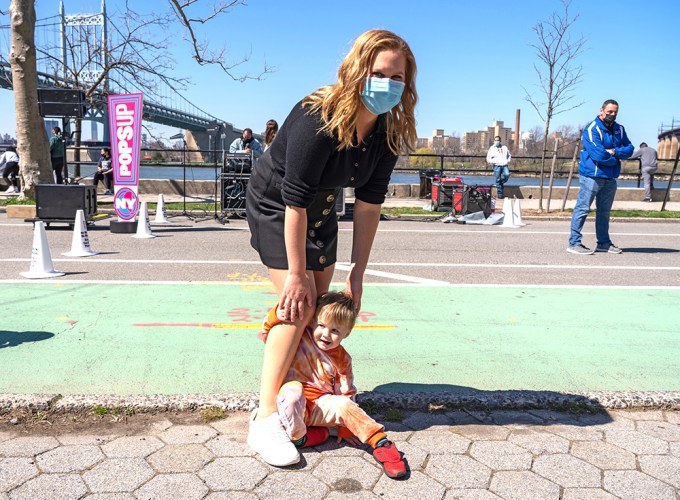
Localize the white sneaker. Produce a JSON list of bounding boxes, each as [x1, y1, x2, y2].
[[247, 410, 300, 466]]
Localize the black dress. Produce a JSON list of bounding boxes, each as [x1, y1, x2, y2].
[[246, 101, 398, 271]]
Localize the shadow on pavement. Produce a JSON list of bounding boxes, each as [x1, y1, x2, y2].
[[620, 247, 679, 253], [361, 382, 611, 428], [0, 330, 54, 349]]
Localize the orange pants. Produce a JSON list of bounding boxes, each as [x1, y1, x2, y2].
[[277, 381, 384, 443]]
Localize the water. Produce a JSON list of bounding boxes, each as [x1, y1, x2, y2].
[[72, 165, 671, 190]]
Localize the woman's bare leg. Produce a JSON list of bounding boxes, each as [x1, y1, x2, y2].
[[256, 265, 336, 419]]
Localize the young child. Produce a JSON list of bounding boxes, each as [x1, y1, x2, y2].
[[257, 291, 407, 479]]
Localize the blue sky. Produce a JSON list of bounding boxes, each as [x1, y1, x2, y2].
[[1, 0, 678, 147]]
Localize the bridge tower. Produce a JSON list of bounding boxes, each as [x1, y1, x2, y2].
[[59, 0, 109, 142], [658, 119, 680, 160]]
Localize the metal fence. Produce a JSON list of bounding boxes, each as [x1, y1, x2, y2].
[[396, 153, 679, 188]]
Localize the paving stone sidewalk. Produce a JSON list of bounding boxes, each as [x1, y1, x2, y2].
[[1, 408, 680, 499]]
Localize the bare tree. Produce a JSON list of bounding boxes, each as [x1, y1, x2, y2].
[[8, 0, 269, 195], [169, 0, 271, 82], [523, 125, 546, 156], [523, 0, 586, 211], [8, 0, 53, 198]]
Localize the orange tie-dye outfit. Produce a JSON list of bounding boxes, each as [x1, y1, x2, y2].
[[260, 308, 385, 446]]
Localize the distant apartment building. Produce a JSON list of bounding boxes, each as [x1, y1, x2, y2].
[[462, 121, 514, 154], [416, 129, 460, 153]]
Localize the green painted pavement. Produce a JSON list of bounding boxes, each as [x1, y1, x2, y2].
[[1, 283, 679, 395]]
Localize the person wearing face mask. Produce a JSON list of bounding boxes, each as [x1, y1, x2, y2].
[[567, 99, 633, 255], [486, 135, 511, 199], [244, 29, 417, 467]]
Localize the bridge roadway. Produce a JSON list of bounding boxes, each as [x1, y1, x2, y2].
[[0, 62, 218, 132]]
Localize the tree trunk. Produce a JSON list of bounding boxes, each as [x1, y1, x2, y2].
[[73, 117, 82, 178], [537, 119, 551, 212], [9, 0, 53, 198]]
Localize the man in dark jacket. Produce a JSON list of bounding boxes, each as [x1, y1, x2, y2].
[[567, 99, 633, 255], [49, 126, 66, 184]]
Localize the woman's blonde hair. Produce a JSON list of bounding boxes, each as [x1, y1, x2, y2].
[[303, 29, 417, 155]]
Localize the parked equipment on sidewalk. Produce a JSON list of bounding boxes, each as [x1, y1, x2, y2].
[[30, 184, 98, 228], [463, 185, 494, 218], [432, 176, 464, 212], [220, 153, 251, 216]]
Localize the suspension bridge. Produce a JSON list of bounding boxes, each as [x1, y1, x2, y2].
[[0, 1, 243, 149]]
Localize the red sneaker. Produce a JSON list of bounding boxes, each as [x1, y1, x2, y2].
[[299, 427, 329, 448], [372, 441, 407, 479]]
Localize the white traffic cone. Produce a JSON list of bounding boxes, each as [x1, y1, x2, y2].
[[153, 193, 170, 223], [501, 198, 518, 228], [512, 197, 526, 227], [20, 221, 65, 279], [63, 209, 98, 256], [133, 201, 156, 239]]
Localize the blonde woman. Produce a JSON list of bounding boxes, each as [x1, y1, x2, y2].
[[262, 119, 279, 151], [245, 29, 417, 466]]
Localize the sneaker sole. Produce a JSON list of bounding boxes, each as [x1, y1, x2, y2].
[[595, 248, 622, 254], [373, 456, 407, 479], [247, 435, 300, 466], [566, 248, 594, 255]]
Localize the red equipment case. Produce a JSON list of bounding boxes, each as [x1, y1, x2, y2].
[[431, 177, 465, 212]]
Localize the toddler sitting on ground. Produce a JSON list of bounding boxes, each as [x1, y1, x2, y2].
[[255, 291, 407, 479]]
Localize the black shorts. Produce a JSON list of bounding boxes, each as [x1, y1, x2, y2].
[[246, 167, 340, 271]]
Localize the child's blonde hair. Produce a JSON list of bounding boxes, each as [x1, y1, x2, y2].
[[315, 291, 358, 335]]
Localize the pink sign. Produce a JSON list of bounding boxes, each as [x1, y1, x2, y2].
[[107, 93, 143, 222]]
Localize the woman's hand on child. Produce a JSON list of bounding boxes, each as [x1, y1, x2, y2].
[[344, 263, 363, 312], [279, 272, 314, 321]]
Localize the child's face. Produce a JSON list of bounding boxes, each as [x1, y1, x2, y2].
[[312, 312, 350, 351]]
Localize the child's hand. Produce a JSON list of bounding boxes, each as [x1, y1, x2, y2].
[[337, 433, 362, 446]]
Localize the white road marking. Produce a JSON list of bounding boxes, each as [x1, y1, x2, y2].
[[335, 263, 449, 285], [367, 262, 680, 271], [344, 229, 680, 237], [2, 258, 679, 272]]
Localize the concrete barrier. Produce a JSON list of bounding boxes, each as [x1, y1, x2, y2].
[[85, 179, 678, 203]]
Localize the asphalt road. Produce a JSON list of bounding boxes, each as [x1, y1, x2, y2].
[[1, 214, 679, 287]]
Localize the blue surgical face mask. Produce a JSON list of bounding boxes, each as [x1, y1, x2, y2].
[[494, 141, 501, 147], [361, 77, 405, 115]]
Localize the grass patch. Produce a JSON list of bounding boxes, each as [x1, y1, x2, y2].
[[200, 406, 226, 422], [95, 201, 218, 212], [0, 197, 36, 206], [31, 411, 49, 423], [92, 405, 109, 416], [359, 399, 380, 415], [383, 407, 405, 422], [379, 207, 680, 218], [608, 209, 680, 218]]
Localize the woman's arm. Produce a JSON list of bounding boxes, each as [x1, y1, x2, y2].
[[347, 199, 382, 311], [279, 205, 314, 321]]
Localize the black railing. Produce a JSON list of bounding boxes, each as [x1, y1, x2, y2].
[[396, 153, 680, 188]]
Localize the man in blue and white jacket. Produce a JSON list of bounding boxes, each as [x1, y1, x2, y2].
[[567, 99, 633, 255]]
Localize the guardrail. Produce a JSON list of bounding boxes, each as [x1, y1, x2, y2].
[[396, 153, 679, 189]]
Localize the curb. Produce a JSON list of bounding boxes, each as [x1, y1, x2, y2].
[[2, 391, 679, 415]]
